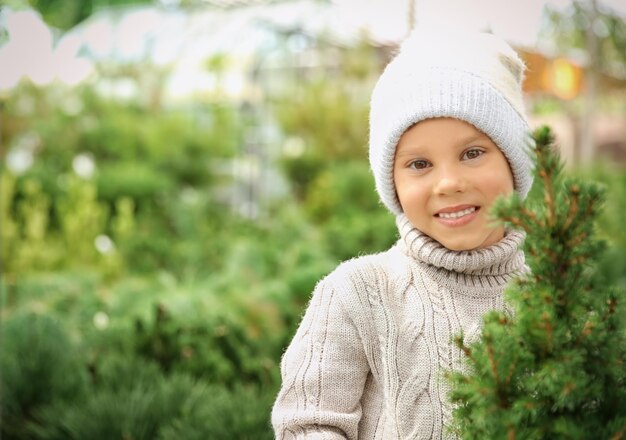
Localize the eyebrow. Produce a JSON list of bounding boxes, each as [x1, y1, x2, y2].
[[396, 132, 490, 157]]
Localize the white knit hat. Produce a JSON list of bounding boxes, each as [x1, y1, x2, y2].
[[369, 28, 534, 215]]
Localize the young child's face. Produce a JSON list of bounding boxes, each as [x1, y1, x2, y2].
[[393, 117, 514, 251]]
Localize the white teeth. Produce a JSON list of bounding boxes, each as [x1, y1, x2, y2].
[[438, 207, 476, 219]]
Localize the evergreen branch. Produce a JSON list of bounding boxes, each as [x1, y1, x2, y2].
[[454, 335, 474, 361], [485, 335, 509, 409], [610, 424, 626, 440], [545, 247, 558, 264], [504, 359, 517, 387], [600, 296, 618, 336], [582, 203, 594, 223], [508, 426, 516, 440], [502, 215, 524, 229], [606, 297, 617, 317], [538, 168, 556, 228], [485, 337, 500, 385], [566, 232, 588, 249], [577, 319, 595, 344], [534, 126, 558, 228], [540, 312, 553, 353], [520, 206, 545, 229], [562, 184, 580, 231], [570, 255, 587, 266], [500, 210, 543, 231], [562, 382, 576, 397]]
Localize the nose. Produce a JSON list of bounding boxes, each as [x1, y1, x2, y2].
[[432, 165, 467, 195]]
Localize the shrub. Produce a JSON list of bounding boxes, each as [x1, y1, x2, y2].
[[28, 354, 275, 440], [304, 161, 397, 260], [0, 313, 88, 439], [132, 303, 277, 387], [158, 383, 275, 440]]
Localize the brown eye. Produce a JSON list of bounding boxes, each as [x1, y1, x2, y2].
[[462, 148, 484, 160], [410, 159, 431, 170]]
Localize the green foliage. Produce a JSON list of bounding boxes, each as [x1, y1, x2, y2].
[[274, 77, 369, 161], [303, 161, 397, 260], [132, 303, 277, 387], [29, 355, 274, 440], [8, 0, 152, 30], [448, 126, 626, 439], [541, 2, 626, 75], [1, 171, 124, 278], [3, 175, 59, 274], [1, 85, 242, 279], [157, 383, 275, 440], [0, 303, 277, 439], [322, 210, 397, 261], [96, 163, 174, 204], [269, 42, 396, 262], [0, 313, 88, 440], [576, 164, 626, 290], [30, 356, 176, 440], [305, 161, 380, 222], [279, 152, 326, 201], [272, 41, 379, 207], [58, 175, 110, 264]]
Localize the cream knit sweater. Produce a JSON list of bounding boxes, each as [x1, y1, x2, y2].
[[272, 214, 527, 439]]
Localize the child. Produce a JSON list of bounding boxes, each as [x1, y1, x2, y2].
[[272, 27, 534, 439]]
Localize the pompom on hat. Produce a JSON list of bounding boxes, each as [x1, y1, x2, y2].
[[369, 27, 535, 215]]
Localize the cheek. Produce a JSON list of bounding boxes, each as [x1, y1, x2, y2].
[[502, 168, 515, 194], [394, 171, 409, 203], [494, 156, 515, 194], [483, 169, 514, 198], [396, 180, 429, 210]]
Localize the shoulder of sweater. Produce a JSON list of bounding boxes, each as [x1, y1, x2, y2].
[[320, 242, 413, 300]]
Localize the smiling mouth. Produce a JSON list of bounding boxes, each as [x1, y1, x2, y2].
[[435, 206, 480, 219]]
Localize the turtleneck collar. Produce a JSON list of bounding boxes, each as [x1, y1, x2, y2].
[[395, 213, 527, 283]]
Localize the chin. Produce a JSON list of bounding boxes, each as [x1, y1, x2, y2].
[[436, 236, 486, 251], [442, 241, 477, 251], [435, 228, 504, 251]]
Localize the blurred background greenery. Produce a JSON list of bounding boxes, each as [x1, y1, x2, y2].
[[1, 0, 625, 438]]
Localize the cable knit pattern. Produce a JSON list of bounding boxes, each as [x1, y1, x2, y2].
[[272, 217, 527, 439]]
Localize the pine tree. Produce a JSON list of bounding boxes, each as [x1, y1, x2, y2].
[[448, 126, 626, 439]]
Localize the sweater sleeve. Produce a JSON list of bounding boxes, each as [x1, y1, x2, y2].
[[272, 277, 370, 440]]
